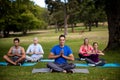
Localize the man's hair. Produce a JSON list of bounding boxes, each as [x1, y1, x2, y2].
[[59, 34, 66, 40], [13, 38, 20, 42]]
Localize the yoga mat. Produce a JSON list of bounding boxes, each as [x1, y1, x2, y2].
[[0, 62, 37, 66], [103, 63, 120, 67], [40, 59, 54, 62], [32, 68, 89, 73], [75, 63, 120, 67]]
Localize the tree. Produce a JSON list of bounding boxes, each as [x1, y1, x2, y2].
[[0, 0, 48, 37], [45, 0, 74, 35], [104, 0, 120, 50], [94, 0, 120, 50], [79, 0, 106, 31]]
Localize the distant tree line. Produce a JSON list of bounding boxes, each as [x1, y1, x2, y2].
[[45, 0, 107, 34]]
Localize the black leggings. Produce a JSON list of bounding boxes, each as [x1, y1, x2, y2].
[[78, 54, 91, 58], [85, 58, 106, 66]]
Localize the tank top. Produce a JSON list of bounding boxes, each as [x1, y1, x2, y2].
[[11, 46, 22, 58]]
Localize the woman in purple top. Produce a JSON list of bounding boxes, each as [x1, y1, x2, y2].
[[85, 42, 106, 66]]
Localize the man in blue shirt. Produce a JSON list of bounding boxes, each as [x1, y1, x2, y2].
[[47, 35, 75, 73]]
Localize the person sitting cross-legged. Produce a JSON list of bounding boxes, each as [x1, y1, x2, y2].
[[26, 37, 44, 62], [78, 38, 93, 60], [85, 42, 106, 66], [47, 35, 76, 73], [3, 38, 26, 66]]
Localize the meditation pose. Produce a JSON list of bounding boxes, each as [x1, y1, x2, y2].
[[85, 42, 106, 66], [3, 38, 26, 66], [78, 38, 93, 60], [26, 37, 44, 62], [47, 35, 76, 73]]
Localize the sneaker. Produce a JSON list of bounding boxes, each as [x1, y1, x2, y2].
[[49, 69, 57, 73], [50, 69, 53, 72], [88, 63, 96, 67], [27, 60, 32, 62], [6, 63, 13, 66], [36, 60, 39, 62], [16, 63, 21, 66], [80, 58, 85, 61], [62, 70, 67, 73], [95, 61, 102, 65], [67, 69, 75, 73]]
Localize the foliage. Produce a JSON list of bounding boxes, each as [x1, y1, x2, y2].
[[0, 0, 48, 37]]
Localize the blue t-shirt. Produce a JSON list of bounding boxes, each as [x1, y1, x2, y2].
[[50, 45, 72, 64]]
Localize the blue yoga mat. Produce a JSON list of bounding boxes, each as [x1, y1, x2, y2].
[[0, 62, 37, 66], [40, 59, 54, 62], [75, 63, 120, 67]]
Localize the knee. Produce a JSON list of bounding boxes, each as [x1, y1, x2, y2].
[[21, 56, 26, 60], [3, 55, 8, 59], [47, 62, 53, 68], [70, 63, 76, 68], [40, 55, 43, 58], [72, 64, 76, 68]]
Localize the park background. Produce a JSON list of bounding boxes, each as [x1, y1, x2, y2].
[[0, 0, 120, 80]]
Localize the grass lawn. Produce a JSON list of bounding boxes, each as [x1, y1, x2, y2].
[[0, 26, 120, 80]]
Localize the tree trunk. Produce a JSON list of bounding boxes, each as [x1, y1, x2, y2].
[[95, 20, 98, 27], [3, 30, 9, 37], [22, 30, 27, 35], [88, 21, 92, 31], [71, 24, 74, 33], [104, 0, 120, 50], [55, 21, 58, 33], [64, 1, 68, 35]]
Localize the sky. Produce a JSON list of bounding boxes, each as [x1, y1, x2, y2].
[[31, 0, 46, 8]]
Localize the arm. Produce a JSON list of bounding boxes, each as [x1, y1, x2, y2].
[[7, 47, 15, 57], [26, 45, 33, 54], [48, 52, 61, 59], [62, 53, 74, 61], [97, 50, 104, 55], [15, 47, 26, 63], [79, 45, 86, 54], [86, 45, 93, 54], [36, 44, 44, 55]]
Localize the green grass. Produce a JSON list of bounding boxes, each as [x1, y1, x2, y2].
[[0, 27, 120, 80]]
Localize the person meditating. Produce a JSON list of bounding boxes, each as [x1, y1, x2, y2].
[[47, 35, 76, 73]]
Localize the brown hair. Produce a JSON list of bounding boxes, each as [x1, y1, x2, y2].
[[13, 38, 20, 42]]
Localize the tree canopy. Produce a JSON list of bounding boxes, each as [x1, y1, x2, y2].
[[0, 0, 48, 37]]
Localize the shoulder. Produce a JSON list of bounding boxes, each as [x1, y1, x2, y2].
[[64, 45, 72, 50], [64, 45, 70, 48], [19, 46, 24, 50], [51, 45, 59, 50], [80, 45, 85, 48], [53, 45, 59, 48], [37, 44, 42, 46], [88, 45, 93, 48], [10, 46, 14, 50]]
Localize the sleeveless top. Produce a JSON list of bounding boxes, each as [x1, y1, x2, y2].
[[11, 46, 22, 58], [90, 49, 99, 62]]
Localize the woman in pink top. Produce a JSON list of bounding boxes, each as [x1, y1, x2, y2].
[[78, 38, 93, 60]]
